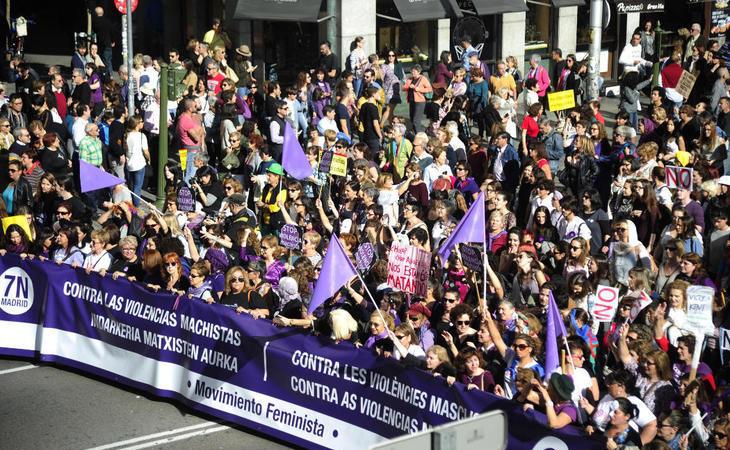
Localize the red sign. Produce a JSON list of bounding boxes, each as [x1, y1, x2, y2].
[[115, 0, 139, 14]]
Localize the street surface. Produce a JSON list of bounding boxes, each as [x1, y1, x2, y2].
[[0, 358, 294, 450]]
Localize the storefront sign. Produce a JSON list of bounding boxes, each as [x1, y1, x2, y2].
[[614, 0, 664, 14], [547, 90, 576, 112], [387, 243, 431, 297], [665, 166, 693, 191], [711, 0, 729, 39], [232, 0, 322, 22], [675, 71, 697, 99]]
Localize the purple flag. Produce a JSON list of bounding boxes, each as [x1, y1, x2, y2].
[[308, 235, 358, 314], [545, 290, 568, 379], [282, 122, 313, 180], [79, 160, 125, 193], [436, 191, 486, 266]]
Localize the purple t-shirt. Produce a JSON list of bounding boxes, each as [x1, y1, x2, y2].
[[90, 73, 103, 104], [555, 401, 578, 423]]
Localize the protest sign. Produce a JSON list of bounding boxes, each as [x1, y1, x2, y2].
[[330, 153, 348, 177], [675, 71, 697, 99], [319, 151, 334, 174], [280, 224, 303, 250], [547, 90, 575, 112], [176, 186, 195, 212], [2, 215, 33, 240], [355, 243, 376, 274], [179, 149, 188, 171], [686, 285, 715, 334], [665, 166, 693, 190], [721, 328, 730, 365], [0, 255, 605, 450], [386, 243, 431, 297], [459, 245, 482, 273], [592, 285, 620, 322], [628, 290, 653, 322]]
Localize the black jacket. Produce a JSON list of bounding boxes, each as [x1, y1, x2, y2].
[[11, 176, 33, 213]]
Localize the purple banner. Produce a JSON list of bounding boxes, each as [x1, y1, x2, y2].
[[0, 255, 604, 450]]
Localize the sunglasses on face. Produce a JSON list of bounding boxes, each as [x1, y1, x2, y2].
[[512, 344, 529, 350], [408, 316, 419, 322], [394, 334, 406, 339], [713, 432, 728, 439], [230, 276, 245, 283], [456, 320, 470, 325], [445, 298, 457, 303], [165, 262, 177, 267]]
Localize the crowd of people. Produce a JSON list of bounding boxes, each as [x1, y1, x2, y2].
[[2, 10, 730, 450]]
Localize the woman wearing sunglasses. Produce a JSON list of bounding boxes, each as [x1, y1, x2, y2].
[[147, 252, 189, 296], [220, 266, 268, 319]]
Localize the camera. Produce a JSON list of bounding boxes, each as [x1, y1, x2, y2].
[[189, 177, 198, 186]]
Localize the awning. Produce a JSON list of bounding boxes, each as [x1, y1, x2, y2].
[[551, 0, 586, 6], [232, 0, 323, 22], [391, 0, 454, 22], [470, 0, 529, 16], [614, 0, 665, 14]]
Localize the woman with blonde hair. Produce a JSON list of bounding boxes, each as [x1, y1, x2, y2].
[[564, 236, 590, 278], [563, 135, 597, 197], [329, 309, 358, 343], [634, 142, 659, 180], [220, 266, 268, 318]]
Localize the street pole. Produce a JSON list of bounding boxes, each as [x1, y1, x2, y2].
[[327, 0, 337, 60], [588, 0, 603, 101], [126, 0, 134, 116], [157, 64, 169, 209]]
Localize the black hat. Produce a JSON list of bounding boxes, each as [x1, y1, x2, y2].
[[549, 373, 575, 401], [228, 193, 246, 206]]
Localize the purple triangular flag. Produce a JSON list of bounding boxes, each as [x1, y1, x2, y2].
[[436, 191, 486, 266], [282, 122, 313, 180], [308, 235, 358, 314], [545, 290, 568, 379], [79, 160, 125, 193]]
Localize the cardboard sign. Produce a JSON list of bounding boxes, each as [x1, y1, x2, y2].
[[675, 71, 697, 99], [686, 285, 715, 334], [319, 151, 333, 174], [355, 242, 376, 274], [547, 90, 576, 112], [592, 285, 620, 322], [179, 149, 188, 172], [329, 153, 348, 177], [386, 242, 431, 297], [1, 215, 32, 240], [176, 186, 195, 212], [665, 165, 693, 191], [279, 224, 302, 250], [629, 290, 653, 322], [459, 245, 482, 272]]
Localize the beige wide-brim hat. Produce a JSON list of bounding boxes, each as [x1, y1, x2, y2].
[[235, 44, 252, 57]]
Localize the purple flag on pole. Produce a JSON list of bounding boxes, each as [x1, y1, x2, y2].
[[436, 191, 486, 266], [308, 235, 358, 314], [282, 122, 313, 180], [79, 160, 126, 193], [545, 290, 568, 379]]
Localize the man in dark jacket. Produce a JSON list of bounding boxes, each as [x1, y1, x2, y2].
[[91, 5, 115, 69], [7, 159, 33, 214]]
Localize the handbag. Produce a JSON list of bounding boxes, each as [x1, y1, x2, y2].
[[222, 149, 241, 169]]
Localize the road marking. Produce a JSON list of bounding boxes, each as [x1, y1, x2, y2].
[[120, 426, 228, 449], [85, 422, 223, 450], [0, 364, 37, 375]]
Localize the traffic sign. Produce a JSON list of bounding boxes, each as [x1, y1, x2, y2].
[[115, 0, 138, 14]]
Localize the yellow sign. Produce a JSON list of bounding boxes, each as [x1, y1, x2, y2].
[[547, 89, 576, 112], [329, 153, 348, 177], [2, 215, 32, 240], [179, 149, 188, 172]]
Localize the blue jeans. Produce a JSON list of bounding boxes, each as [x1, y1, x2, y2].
[[183, 148, 200, 184], [353, 77, 363, 98], [549, 160, 560, 175], [128, 167, 146, 206]]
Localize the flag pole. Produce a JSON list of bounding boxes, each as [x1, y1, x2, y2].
[[124, 187, 164, 215], [563, 336, 576, 373]]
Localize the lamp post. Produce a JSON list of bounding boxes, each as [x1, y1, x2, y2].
[[157, 63, 169, 209]]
